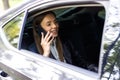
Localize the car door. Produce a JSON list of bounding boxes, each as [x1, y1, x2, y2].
[[1, 0, 118, 80], [20, 0, 109, 80], [0, 9, 30, 79]]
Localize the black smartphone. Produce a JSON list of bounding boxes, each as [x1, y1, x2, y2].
[[35, 25, 47, 37], [35, 25, 53, 41]]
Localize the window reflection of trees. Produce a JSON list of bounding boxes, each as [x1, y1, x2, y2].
[[3, 13, 24, 48], [102, 36, 120, 80]]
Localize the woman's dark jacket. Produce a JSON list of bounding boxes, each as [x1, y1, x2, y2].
[[28, 39, 74, 64]]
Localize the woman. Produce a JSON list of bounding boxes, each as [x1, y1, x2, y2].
[[32, 11, 73, 64]]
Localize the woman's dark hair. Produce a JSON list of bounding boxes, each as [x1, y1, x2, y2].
[[33, 11, 56, 55], [32, 11, 64, 61], [33, 11, 56, 26]]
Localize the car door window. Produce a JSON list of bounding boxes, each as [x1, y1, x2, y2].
[[3, 13, 25, 48], [21, 4, 106, 73]]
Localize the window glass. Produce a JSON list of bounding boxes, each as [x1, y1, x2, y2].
[[3, 13, 24, 48]]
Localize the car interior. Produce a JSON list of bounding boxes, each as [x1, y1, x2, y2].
[[21, 6, 105, 73]]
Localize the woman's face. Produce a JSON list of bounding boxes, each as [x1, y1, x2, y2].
[[40, 13, 59, 37]]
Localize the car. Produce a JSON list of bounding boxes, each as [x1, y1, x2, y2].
[[0, 0, 120, 80]]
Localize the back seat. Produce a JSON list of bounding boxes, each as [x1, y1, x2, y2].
[[59, 12, 101, 68]]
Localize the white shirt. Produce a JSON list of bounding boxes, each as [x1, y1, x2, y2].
[[50, 39, 60, 61], [50, 39, 66, 62]]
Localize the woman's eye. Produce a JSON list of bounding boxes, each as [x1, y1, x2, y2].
[[47, 23, 51, 26]]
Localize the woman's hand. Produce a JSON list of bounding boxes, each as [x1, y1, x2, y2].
[[41, 31, 54, 57]]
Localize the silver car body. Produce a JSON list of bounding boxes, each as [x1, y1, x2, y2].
[[0, 0, 120, 80]]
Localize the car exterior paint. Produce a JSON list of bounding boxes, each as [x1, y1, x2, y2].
[[0, 0, 120, 80]]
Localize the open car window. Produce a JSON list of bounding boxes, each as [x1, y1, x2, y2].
[[21, 4, 105, 73]]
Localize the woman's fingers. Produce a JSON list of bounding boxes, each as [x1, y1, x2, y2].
[[48, 36, 54, 44], [40, 31, 54, 57], [44, 31, 50, 40], [41, 31, 54, 47], [42, 31, 53, 43], [47, 33, 53, 42]]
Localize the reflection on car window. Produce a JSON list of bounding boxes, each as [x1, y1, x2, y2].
[[3, 13, 24, 48]]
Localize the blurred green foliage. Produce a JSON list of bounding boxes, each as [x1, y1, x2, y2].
[[3, 13, 24, 48]]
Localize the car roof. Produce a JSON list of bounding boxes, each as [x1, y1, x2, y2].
[[0, 0, 109, 26], [0, 0, 109, 17]]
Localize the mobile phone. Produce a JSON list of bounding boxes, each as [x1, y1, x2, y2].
[[35, 25, 53, 41], [35, 25, 47, 37]]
